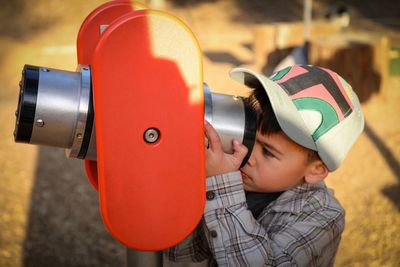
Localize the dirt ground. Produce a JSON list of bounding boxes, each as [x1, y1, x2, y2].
[[0, 0, 399, 266]]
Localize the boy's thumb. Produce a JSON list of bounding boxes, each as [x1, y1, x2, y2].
[[232, 139, 248, 162]]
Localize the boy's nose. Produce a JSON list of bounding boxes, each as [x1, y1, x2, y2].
[[246, 153, 256, 167]]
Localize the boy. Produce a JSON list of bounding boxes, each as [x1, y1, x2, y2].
[[167, 65, 364, 266]]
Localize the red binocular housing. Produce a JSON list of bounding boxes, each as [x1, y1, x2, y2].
[[14, 1, 256, 251]]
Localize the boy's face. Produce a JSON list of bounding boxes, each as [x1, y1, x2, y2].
[[240, 131, 314, 192]]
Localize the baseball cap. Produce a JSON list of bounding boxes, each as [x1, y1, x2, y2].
[[229, 65, 364, 171]]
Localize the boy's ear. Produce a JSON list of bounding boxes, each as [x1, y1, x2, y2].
[[304, 160, 329, 184]]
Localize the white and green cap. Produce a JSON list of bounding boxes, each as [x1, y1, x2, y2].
[[230, 65, 364, 171]]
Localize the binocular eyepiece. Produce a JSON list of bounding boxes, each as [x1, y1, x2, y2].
[[15, 65, 97, 160], [14, 65, 256, 163]]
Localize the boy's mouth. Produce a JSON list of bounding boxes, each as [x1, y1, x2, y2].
[[240, 171, 251, 180]]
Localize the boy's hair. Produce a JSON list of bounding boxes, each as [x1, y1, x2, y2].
[[248, 86, 320, 163], [248, 85, 280, 136]]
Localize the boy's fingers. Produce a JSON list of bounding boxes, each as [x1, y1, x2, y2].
[[232, 140, 248, 163], [204, 121, 222, 152]]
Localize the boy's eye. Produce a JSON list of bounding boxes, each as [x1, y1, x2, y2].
[[262, 147, 274, 158]]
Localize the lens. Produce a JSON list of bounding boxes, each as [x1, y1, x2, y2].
[[14, 65, 40, 143], [14, 65, 96, 160], [204, 84, 256, 166], [241, 97, 257, 166]]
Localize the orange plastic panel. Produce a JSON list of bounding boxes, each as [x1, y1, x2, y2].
[[77, 1, 134, 65], [78, 1, 145, 191], [92, 10, 205, 250], [84, 160, 99, 189]]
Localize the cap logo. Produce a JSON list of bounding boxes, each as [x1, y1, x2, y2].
[[293, 98, 339, 141], [270, 66, 291, 81], [272, 65, 354, 141]]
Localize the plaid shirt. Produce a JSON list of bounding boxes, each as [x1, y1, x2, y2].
[[167, 171, 344, 267]]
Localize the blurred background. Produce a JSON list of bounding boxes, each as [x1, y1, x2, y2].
[[0, 0, 399, 266]]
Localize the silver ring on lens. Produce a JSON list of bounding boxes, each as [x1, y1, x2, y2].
[[66, 65, 92, 158]]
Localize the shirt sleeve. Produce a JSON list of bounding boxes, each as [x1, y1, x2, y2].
[[203, 171, 344, 267], [166, 218, 211, 263]]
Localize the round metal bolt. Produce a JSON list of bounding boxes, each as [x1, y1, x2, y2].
[[41, 68, 50, 72], [76, 133, 83, 139], [210, 230, 218, 238], [144, 128, 160, 143], [206, 191, 216, 200], [35, 119, 45, 127]]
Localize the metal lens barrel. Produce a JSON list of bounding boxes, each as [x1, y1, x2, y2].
[[204, 84, 256, 166], [14, 65, 96, 160], [14, 66, 256, 164]]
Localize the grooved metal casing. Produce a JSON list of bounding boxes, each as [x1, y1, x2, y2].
[[204, 84, 246, 154], [30, 67, 84, 148]]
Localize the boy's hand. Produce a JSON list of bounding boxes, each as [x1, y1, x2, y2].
[[204, 120, 248, 177]]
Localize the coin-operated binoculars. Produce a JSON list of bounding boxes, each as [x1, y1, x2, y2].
[[14, 0, 256, 255]]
